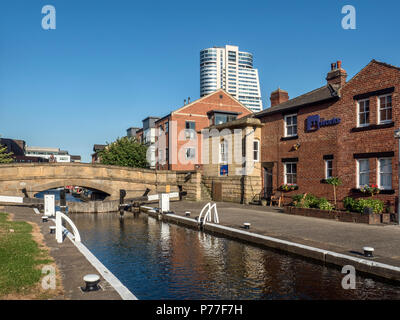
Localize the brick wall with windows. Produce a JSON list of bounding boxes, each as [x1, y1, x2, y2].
[[256, 60, 400, 213], [155, 89, 253, 171]]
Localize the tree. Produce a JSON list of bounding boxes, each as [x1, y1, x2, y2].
[[325, 177, 342, 208], [0, 144, 13, 164], [98, 136, 149, 168]]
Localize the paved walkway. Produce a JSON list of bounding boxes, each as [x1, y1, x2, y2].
[[170, 201, 400, 267], [2, 206, 122, 300]]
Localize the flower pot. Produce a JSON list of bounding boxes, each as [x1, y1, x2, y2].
[[381, 213, 390, 224]]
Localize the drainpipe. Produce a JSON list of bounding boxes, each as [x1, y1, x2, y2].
[[394, 129, 400, 225]]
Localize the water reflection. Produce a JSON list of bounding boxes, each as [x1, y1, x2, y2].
[[70, 213, 400, 300]]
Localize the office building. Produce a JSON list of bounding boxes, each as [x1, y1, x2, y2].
[[200, 45, 263, 112]]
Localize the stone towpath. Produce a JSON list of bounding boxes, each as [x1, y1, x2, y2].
[[169, 201, 400, 268]]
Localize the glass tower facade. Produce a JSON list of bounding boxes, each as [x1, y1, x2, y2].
[[200, 45, 263, 112]]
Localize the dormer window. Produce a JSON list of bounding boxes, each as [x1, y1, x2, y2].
[[208, 110, 239, 126]]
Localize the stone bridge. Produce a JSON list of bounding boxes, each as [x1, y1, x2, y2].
[[0, 163, 201, 200]]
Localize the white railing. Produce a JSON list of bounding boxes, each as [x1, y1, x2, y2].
[[198, 202, 219, 225], [55, 211, 81, 243]]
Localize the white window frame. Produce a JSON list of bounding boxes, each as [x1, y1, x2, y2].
[[185, 121, 196, 140], [356, 159, 370, 188], [377, 94, 393, 124], [284, 114, 298, 137], [325, 159, 333, 179], [219, 140, 228, 164], [253, 139, 260, 162], [378, 157, 392, 190], [357, 99, 370, 127], [284, 162, 297, 184]]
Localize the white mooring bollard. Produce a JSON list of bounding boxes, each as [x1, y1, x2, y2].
[[363, 247, 374, 257], [82, 274, 101, 292]]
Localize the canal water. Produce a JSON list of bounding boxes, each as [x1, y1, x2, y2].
[[70, 212, 400, 300]]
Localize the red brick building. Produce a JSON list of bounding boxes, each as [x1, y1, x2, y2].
[[155, 89, 253, 171], [255, 60, 400, 215]]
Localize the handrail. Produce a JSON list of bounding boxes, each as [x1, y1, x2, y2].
[[55, 211, 81, 243], [198, 202, 219, 225]]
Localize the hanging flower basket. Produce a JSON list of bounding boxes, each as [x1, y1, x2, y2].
[[279, 184, 299, 192]]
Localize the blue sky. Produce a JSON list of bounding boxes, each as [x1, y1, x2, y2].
[[1, 0, 399, 162]]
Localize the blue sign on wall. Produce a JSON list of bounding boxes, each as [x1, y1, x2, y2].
[[306, 115, 341, 132], [220, 165, 228, 176]]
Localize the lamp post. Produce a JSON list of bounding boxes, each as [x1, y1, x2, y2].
[[394, 129, 400, 225]]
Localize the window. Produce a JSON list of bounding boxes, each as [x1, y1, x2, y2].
[[253, 140, 259, 162], [378, 158, 392, 190], [165, 148, 169, 163], [158, 125, 163, 136], [165, 122, 169, 133], [284, 163, 297, 184], [378, 95, 392, 124], [158, 149, 163, 162], [325, 159, 333, 179], [357, 99, 370, 127], [219, 140, 228, 163], [357, 159, 369, 187], [185, 147, 195, 160], [185, 121, 196, 140], [284, 114, 297, 137]]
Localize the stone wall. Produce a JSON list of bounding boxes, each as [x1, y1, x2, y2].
[[202, 175, 262, 204]]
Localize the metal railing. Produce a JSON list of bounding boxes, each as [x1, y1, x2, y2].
[[55, 211, 81, 243], [198, 202, 219, 225]]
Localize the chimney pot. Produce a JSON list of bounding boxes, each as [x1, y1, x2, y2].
[[184, 99, 186, 105], [337, 60, 342, 69], [188, 97, 190, 103]]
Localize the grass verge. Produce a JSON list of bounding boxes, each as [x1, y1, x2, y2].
[[0, 212, 63, 299]]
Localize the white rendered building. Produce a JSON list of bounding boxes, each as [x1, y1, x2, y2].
[[25, 146, 71, 162], [200, 45, 263, 112]]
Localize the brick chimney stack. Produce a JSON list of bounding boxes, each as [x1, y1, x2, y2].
[[270, 88, 289, 107], [326, 60, 347, 87]]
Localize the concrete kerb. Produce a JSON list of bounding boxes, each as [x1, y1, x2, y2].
[[70, 235, 137, 300], [47, 217, 138, 300], [140, 206, 400, 282]]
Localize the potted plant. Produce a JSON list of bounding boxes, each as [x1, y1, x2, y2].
[[279, 183, 299, 192], [325, 177, 342, 209], [360, 184, 380, 197]]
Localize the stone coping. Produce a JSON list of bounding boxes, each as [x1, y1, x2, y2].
[[0, 163, 198, 174]]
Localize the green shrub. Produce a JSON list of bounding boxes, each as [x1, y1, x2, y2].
[[342, 197, 384, 214], [317, 198, 334, 211], [343, 197, 356, 212], [292, 194, 333, 211]]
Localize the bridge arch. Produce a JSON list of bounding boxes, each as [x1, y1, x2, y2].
[[31, 180, 113, 198]]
